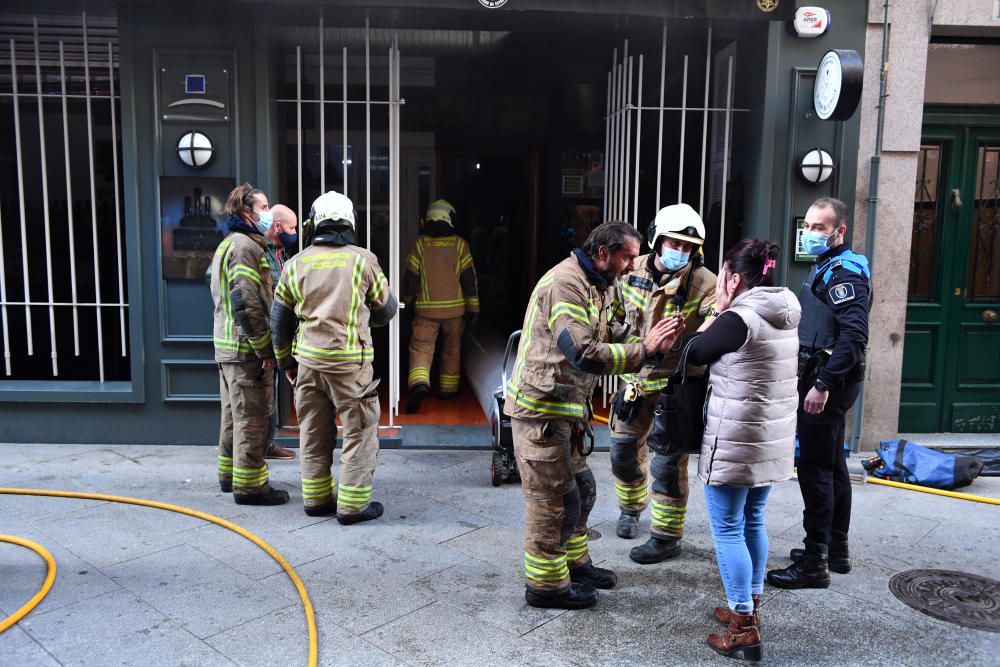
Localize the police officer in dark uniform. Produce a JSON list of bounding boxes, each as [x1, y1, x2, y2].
[[768, 197, 871, 589]]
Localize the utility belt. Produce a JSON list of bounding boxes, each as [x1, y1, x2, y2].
[[798, 345, 867, 389]]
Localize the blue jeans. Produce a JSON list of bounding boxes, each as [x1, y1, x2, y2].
[[703, 484, 772, 613]]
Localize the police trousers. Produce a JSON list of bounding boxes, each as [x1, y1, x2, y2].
[[218, 360, 274, 495], [408, 315, 464, 395], [295, 364, 381, 515], [512, 417, 596, 592], [609, 390, 690, 538], [795, 379, 862, 546]]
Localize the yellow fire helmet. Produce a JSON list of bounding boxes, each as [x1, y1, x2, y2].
[[426, 199, 456, 227]]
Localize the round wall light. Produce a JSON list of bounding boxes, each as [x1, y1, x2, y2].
[[799, 147, 835, 184], [176, 130, 214, 169]]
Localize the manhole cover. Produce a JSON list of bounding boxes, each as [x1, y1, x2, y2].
[[889, 569, 1000, 633]]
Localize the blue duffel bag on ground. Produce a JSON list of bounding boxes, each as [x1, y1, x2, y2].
[[871, 439, 984, 490]]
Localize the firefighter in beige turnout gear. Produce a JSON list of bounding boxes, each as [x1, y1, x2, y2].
[[271, 191, 398, 523], [610, 204, 718, 563], [506, 222, 683, 610], [403, 199, 479, 412], [212, 184, 289, 506]]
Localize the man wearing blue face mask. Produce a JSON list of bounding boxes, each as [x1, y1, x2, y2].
[[609, 204, 718, 563], [252, 202, 300, 461], [767, 196, 871, 590]]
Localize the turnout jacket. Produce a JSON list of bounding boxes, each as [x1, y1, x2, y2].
[[211, 230, 275, 363], [505, 250, 647, 422], [270, 243, 398, 372], [617, 254, 717, 393], [403, 233, 479, 320]]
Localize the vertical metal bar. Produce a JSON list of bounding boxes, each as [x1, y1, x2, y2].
[[606, 48, 617, 221], [623, 55, 633, 227], [83, 12, 105, 382], [655, 22, 666, 210], [342, 46, 348, 195], [394, 37, 401, 419], [108, 42, 126, 357], [610, 62, 620, 220], [698, 24, 713, 219], [388, 38, 397, 425], [602, 69, 611, 221], [10, 39, 33, 356], [58, 41, 80, 355], [632, 54, 643, 228], [33, 21, 58, 375], [617, 40, 629, 220], [677, 55, 688, 204], [319, 16, 325, 193], [365, 16, 371, 250], [296, 46, 303, 252], [718, 55, 734, 271]]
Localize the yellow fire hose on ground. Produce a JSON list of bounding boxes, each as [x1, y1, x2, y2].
[[0, 488, 318, 667]]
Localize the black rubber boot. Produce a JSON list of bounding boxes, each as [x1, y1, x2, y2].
[[438, 391, 458, 401], [405, 385, 428, 413], [304, 499, 338, 517], [790, 531, 851, 574], [767, 543, 831, 589], [525, 583, 598, 610], [629, 535, 681, 564], [219, 479, 232, 493], [569, 562, 617, 590], [616, 510, 640, 539], [337, 501, 384, 525], [234, 487, 290, 506]]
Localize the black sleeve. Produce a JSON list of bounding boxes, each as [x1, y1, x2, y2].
[[402, 270, 420, 301], [685, 311, 748, 366], [818, 274, 870, 385]]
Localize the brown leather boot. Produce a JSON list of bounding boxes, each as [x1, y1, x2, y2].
[[707, 611, 762, 662], [713, 594, 760, 626]]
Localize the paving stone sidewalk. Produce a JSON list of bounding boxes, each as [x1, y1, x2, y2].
[[1, 442, 998, 666]]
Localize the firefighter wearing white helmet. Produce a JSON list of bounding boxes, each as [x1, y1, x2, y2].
[[270, 191, 398, 524], [609, 203, 718, 562], [402, 198, 479, 413]]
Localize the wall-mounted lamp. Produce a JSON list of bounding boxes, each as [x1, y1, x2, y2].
[[799, 147, 835, 184], [176, 131, 214, 169]]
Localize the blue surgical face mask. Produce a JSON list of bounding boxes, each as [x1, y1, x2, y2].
[[253, 210, 273, 234], [278, 231, 298, 247], [802, 230, 831, 255], [659, 247, 691, 272]]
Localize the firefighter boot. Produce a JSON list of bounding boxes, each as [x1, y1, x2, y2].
[[220, 479, 233, 493], [525, 583, 598, 610], [767, 543, 830, 589], [304, 498, 338, 517], [616, 510, 640, 539], [337, 501, 384, 525], [569, 562, 618, 590], [629, 535, 681, 564], [234, 487, 290, 506], [406, 385, 429, 414], [790, 530, 851, 574], [714, 594, 760, 627], [707, 611, 762, 662]]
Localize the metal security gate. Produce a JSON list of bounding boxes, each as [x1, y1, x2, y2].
[[278, 18, 404, 424], [0, 13, 128, 382], [599, 22, 738, 406]]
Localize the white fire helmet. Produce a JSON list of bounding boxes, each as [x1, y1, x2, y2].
[[646, 203, 706, 251], [309, 191, 356, 230]]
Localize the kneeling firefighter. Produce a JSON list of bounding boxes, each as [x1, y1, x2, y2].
[[506, 222, 683, 610], [270, 191, 398, 524], [609, 204, 718, 563]]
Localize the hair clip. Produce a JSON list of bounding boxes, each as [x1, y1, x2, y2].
[[762, 258, 777, 275]]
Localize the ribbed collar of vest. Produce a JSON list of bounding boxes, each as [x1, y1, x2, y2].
[[572, 248, 609, 287], [816, 242, 851, 263]]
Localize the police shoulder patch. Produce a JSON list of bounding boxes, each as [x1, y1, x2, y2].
[[628, 275, 654, 291], [830, 283, 856, 304]]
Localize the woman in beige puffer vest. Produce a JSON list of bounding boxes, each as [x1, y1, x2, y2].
[[679, 239, 800, 662]]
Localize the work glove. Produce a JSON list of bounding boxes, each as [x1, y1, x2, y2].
[[612, 383, 641, 425]]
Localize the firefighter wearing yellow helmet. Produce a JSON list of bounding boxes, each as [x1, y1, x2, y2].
[[402, 198, 480, 412], [609, 203, 718, 562], [270, 191, 398, 524]]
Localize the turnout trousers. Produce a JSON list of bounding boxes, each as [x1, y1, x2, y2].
[[217, 360, 274, 495], [795, 379, 861, 546], [295, 364, 381, 516], [609, 391, 690, 538], [512, 417, 597, 592], [407, 315, 464, 395]]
